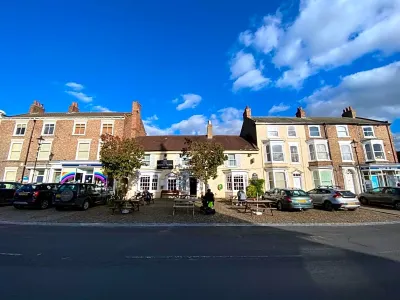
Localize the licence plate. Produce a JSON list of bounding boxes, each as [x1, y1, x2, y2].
[[19, 192, 28, 196], [56, 194, 61, 198], [297, 200, 307, 203], [346, 202, 357, 205]]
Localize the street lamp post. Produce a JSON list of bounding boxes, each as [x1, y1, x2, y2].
[[351, 140, 364, 193], [32, 136, 44, 183]]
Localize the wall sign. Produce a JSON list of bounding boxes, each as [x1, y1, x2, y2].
[[157, 160, 174, 169], [252, 173, 258, 180]]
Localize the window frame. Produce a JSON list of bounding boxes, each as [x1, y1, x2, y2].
[[37, 141, 53, 161], [225, 172, 248, 191], [339, 141, 353, 162], [312, 169, 334, 188], [287, 125, 297, 138], [307, 140, 330, 161], [227, 154, 238, 167], [362, 126, 375, 138], [289, 142, 300, 163], [139, 175, 151, 191], [265, 141, 285, 163], [3, 167, 18, 181], [14, 122, 27, 136], [8, 140, 24, 161], [42, 122, 56, 136], [100, 121, 114, 135], [75, 140, 91, 160], [336, 125, 349, 138], [267, 126, 279, 138], [72, 121, 87, 136], [308, 125, 321, 138], [142, 154, 151, 167], [363, 140, 386, 161], [268, 170, 287, 189]]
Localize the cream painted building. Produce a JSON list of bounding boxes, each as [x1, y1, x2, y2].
[[240, 107, 314, 191], [129, 122, 259, 198]]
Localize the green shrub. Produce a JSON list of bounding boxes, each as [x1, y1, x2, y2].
[[246, 185, 258, 198]]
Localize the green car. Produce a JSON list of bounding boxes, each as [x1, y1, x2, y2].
[[266, 188, 313, 211]]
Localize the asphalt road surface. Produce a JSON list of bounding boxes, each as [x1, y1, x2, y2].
[[1, 224, 400, 300]]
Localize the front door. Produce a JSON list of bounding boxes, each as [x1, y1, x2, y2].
[[344, 170, 355, 193], [293, 175, 302, 189], [189, 177, 197, 196]]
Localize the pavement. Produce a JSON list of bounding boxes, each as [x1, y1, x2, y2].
[[360, 205, 400, 216], [1, 224, 400, 299]]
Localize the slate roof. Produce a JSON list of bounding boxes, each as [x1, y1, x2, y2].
[[135, 135, 258, 151], [7, 112, 129, 118], [251, 116, 388, 125]]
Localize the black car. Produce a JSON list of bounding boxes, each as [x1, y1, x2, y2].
[[53, 183, 107, 210], [13, 183, 60, 209], [0, 182, 23, 205]]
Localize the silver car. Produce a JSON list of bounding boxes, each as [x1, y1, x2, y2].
[[307, 187, 360, 211]]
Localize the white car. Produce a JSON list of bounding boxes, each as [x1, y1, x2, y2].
[[307, 187, 360, 211]]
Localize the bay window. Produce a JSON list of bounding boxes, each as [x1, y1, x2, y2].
[[139, 174, 159, 191], [226, 172, 248, 191], [308, 140, 330, 161], [268, 171, 287, 189], [363, 140, 385, 161], [265, 142, 284, 162], [312, 169, 334, 188]]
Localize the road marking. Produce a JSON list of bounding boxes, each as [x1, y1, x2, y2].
[[125, 254, 302, 260], [0, 252, 22, 256]]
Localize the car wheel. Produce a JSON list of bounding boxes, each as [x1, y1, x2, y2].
[[277, 201, 283, 211], [394, 202, 400, 211], [40, 199, 49, 209], [81, 200, 90, 211], [324, 201, 333, 211], [359, 197, 369, 205]]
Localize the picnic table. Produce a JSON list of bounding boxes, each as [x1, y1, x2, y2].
[[109, 199, 140, 214], [232, 199, 276, 216], [172, 197, 200, 216]]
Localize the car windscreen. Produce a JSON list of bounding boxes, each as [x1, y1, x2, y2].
[[0, 183, 18, 189], [58, 184, 78, 192], [286, 190, 308, 197], [338, 190, 356, 198], [18, 185, 32, 192]]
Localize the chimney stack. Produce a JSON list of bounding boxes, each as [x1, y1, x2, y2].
[[68, 102, 79, 113], [207, 120, 213, 139], [295, 107, 306, 118], [243, 106, 251, 119], [29, 100, 45, 114], [341, 106, 356, 118], [131, 101, 146, 137]]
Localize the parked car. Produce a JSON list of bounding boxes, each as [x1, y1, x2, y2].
[[53, 183, 106, 210], [265, 188, 313, 211], [358, 187, 400, 210], [0, 182, 23, 205], [307, 187, 360, 211], [13, 183, 60, 209]]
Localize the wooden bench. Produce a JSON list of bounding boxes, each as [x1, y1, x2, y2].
[[161, 190, 180, 199], [173, 199, 195, 216]]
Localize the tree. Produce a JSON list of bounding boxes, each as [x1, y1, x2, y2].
[[182, 138, 227, 192], [100, 134, 144, 197], [246, 179, 265, 198]]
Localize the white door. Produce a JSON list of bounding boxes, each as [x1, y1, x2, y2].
[[345, 170, 355, 193], [293, 175, 302, 189]]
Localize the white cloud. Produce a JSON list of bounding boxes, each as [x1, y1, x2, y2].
[[92, 105, 112, 112], [393, 133, 400, 151], [65, 82, 93, 103], [234, 0, 400, 88], [230, 51, 269, 91], [303, 61, 400, 120], [143, 107, 243, 136], [268, 103, 290, 115], [175, 94, 202, 110], [65, 82, 84, 91]]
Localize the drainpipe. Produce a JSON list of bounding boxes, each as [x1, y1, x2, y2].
[[21, 120, 36, 183]]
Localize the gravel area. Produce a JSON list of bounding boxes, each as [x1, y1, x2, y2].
[[0, 199, 400, 224]]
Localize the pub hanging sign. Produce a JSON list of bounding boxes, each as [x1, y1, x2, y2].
[[156, 159, 174, 169]]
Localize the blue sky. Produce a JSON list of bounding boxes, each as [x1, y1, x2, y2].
[[1, 0, 400, 148]]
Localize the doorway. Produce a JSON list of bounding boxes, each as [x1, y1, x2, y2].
[[292, 172, 302, 189], [189, 177, 197, 196], [344, 169, 356, 193]]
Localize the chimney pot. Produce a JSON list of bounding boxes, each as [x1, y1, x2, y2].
[[341, 106, 356, 118], [68, 102, 79, 113], [29, 100, 45, 114], [295, 107, 306, 118], [207, 120, 213, 139]]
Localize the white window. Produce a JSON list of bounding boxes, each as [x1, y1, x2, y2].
[[363, 126, 375, 138], [268, 126, 279, 137], [3, 168, 18, 181], [227, 154, 237, 167], [8, 141, 23, 160], [312, 170, 333, 188], [339, 142, 353, 162], [268, 171, 287, 189], [73, 122, 86, 135], [364, 141, 385, 161], [226, 174, 232, 190], [42, 123, 55, 135], [33, 170, 45, 183], [308, 141, 330, 161], [167, 178, 177, 190], [336, 125, 349, 137], [233, 175, 245, 191], [101, 122, 114, 135], [140, 176, 151, 191], [289, 144, 299, 163], [14, 123, 27, 136], [226, 173, 248, 191], [309, 125, 321, 137], [37, 142, 52, 160], [287, 126, 297, 137], [152, 175, 158, 190], [265, 142, 284, 162], [76, 141, 91, 160], [142, 154, 151, 166]]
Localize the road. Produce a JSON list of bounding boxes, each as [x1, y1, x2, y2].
[[1, 224, 400, 300]]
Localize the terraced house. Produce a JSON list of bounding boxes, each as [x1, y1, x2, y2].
[[240, 106, 400, 193]]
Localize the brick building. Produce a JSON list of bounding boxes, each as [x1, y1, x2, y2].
[[241, 106, 400, 193], [0, 100, 146, 184]]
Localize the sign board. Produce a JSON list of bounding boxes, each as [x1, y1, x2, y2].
[[156, 160, 173, 169], [23, 176, 29, 183], [252, 173, 258, 180]]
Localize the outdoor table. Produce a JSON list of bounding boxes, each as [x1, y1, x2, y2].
[[110, 199, 140, 214], [172, 197, 200, 216], [244, 200, 276, 215]]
